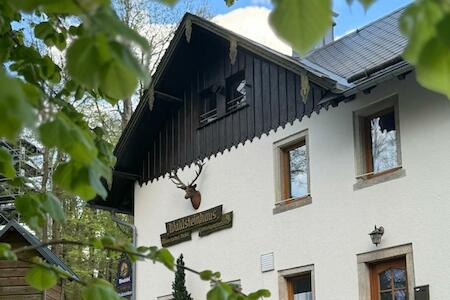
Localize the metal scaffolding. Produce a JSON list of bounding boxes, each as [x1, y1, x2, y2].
[[0, 139, 42, 223]]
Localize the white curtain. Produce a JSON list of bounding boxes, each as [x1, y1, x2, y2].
[[294, 292, 313, 300]]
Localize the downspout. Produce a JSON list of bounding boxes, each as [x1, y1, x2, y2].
[[112, 212, 137, 300]]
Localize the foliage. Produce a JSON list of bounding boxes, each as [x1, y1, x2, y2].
[[0, 147, 16, 178], [26, 264, 58, 291], [270, 0, 332, 55], [82, 278, 123, 300], [58, 198, 131, 299], [172, 254, 193, 300], [0, 0, 449, 299], [400, 0, 450, 99]]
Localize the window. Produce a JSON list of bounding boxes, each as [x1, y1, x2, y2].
[[362, 108, 399, 175], [273, 131, 311, 214], [288, 274, 313, 300], [282, 140, 309, 200], [198, 71, 247, 127], [278, 265, 315, 300], [370, 258, 408, 300], [199, 89, 217, 126], [353, 97, 404, 189], [226, 71, 247, 112]]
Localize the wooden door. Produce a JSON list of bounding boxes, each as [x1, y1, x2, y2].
[[370, 258, 408, 300]]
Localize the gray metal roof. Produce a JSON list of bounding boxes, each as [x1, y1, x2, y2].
[[0, 220, 79, 280], [303, 6, 408, 84]]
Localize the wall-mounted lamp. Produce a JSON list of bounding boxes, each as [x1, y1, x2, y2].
[[369, 225, 384, 246]]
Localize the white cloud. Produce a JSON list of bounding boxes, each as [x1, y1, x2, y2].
[[139, 6, 293, 74], [212, 6, 292, 55], [250, 0, 271, 6]]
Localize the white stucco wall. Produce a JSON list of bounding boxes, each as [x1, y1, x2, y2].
[[134, 74, 450, 300]]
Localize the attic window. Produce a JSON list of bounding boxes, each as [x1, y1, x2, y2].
[[226, 71, 246, 112], [199, 89, 217, 125]]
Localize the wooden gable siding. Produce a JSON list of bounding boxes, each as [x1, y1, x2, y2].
[[141, 49, 326, 183], [0, 231, 63, 300]]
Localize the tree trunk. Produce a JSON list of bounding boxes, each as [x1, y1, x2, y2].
[[121, 97, 133, 130]]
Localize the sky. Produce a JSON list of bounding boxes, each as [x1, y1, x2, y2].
[[209, 0, 412, 37]]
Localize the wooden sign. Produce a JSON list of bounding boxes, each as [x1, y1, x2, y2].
[[160, 205, 233, 247]]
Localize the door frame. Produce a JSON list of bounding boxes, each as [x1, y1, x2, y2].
[[357, 244, 415, 300]]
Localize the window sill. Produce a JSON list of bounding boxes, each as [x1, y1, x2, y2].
[[273, 195, 312, 215], [353, 167, 406, 191], [197, 103, 249, 130]]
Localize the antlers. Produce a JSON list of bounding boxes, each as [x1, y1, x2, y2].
[[169, 161, 205, 189], [189, 161, 204, 186], [169, 171, 187, 190]]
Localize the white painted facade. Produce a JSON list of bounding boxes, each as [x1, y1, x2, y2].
[[134, 74, 450, 299]]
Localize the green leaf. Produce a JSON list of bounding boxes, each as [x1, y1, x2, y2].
[[90, 237, 103, 249], [148, 247, 175, 270], [0, 147, 16, 178], [53, 159, 108, 200], [15, 193, 46, 232], [158, 0, 179, 6], [34, 22, 55, 40], [400, 0, 445, 64], [0, 36, 14, 63], [224, 0, 235, 7], [399, 1, 450, 99], [21, 83, 43, 108], [10, 0, 108, 14], [82, 278, 122, 300], [41, 192, 65, 223], [0, 243, 17, 260], [269, 0, 333, 56], [207, 283, 233, 300], [100, 235, 116, 247], [67, 34, 142, 100], [247, 289, 271, 299], [94, 8, 149, 50], [200, 270, 213, 280], [99, 41, 142, 100], [155, 248, 175, 270], [415, 34, 450, 98], [0, 72, 35, 141], [25, 265, 58, 291], [66, 35, 108, 92], [39, 112, 97, 163]]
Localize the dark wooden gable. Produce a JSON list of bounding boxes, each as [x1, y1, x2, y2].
[[139, 25, 332, 183], [91, 14, 341, 213]]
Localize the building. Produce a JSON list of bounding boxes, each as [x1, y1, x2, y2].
[[0, 219, 78, 300], [92, 7, 450, 300]]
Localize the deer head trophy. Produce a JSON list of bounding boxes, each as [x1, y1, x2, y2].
[[169, 161, 205, 210]]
